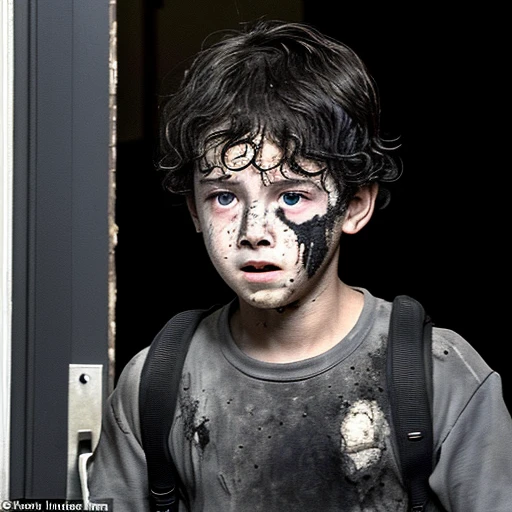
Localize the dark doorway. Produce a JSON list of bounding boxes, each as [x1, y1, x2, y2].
[[114, 1, 510, 407]]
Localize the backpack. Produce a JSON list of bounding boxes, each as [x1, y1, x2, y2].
[[139, 295, 434, 512]]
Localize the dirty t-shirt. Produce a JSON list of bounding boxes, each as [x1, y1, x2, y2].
[[172, 292, 403, 511], [87, 288, 512, 511]]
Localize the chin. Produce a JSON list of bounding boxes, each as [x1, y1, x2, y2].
[[242, 288, 299, 310]]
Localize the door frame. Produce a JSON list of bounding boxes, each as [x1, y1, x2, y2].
[[9, 0, 116, 498]]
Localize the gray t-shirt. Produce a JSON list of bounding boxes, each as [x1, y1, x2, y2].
[[88, 288, 512, 511]]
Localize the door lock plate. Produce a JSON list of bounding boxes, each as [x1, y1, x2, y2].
[[66, 364, 103, 500]]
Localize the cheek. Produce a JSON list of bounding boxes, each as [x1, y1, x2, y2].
[[277, 208, 343, 278], [201, 214, 240, 258], [296, 220, 332, 278], [278, 224, 302, 260]]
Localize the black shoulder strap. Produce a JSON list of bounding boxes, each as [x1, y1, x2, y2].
[[387, 295, 434, 512], [139, 307, 217, 512]]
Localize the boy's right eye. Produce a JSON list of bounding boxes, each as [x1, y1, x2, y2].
[[216, 192, 236, 206]]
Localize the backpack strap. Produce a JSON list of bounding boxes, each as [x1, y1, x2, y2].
[[139, 306, 218, 512], [387, 295, 434, 512]]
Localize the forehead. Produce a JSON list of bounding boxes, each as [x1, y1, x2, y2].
[[199, 135, 328, 186], [204, 135, 282, 168]]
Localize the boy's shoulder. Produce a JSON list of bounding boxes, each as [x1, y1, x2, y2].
[[430, 325, 496, 438], [432, 326, 492, 379], [111, 305, 226, 427]]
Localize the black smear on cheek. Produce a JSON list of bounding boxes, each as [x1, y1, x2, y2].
[[238, 205, 251, 238], [276, 207, 341, 278]]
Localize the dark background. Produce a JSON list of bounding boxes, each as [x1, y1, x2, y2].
[[113, 1, 510, 407]]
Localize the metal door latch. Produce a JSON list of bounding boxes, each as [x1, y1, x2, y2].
[[66, 364, 103, 502]]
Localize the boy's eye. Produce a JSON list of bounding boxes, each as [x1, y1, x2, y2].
[[281, 192, 302, 206], [216, 192, 236, 206]]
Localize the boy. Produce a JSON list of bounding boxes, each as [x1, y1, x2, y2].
[[88, 20, 512, 511]]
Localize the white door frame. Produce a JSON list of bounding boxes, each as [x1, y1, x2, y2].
[[0, 0, 14, 501]]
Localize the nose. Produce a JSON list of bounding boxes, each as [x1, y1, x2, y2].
[[237, 202, 274, 248]]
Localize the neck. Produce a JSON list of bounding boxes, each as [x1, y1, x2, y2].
[[230, 279, 365, 363]]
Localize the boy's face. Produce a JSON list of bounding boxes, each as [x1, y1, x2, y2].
[[188, 136, 374, 310]]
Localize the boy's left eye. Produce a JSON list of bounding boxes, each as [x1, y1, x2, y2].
[[281, 192, 302, 206]]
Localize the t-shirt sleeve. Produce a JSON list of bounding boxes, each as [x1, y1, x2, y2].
[[429, 329, 512, 511], [87, 348, 151, 512]]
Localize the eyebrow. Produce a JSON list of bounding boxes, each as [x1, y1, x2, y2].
[[198, 174, 233, 185], [198, 175, 323, 191]]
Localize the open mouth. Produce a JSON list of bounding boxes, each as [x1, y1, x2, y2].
[[241, 264, 281, 273]]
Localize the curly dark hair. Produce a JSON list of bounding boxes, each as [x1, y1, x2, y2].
[[158, 19, 400, 208]]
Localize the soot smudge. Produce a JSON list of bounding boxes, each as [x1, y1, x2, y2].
[[276, 206, 340, 278]]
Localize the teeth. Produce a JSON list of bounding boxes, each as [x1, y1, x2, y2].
[[243, 265, 279, 272]]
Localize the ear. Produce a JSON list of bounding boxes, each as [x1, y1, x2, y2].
[[186, 194, 202, 233], [341, 183, 379, 235]]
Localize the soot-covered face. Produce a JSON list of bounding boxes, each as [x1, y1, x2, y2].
[[188, 136, 348, 310]]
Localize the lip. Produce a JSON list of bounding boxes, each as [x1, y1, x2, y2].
[[240, 261, 284, 283]]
